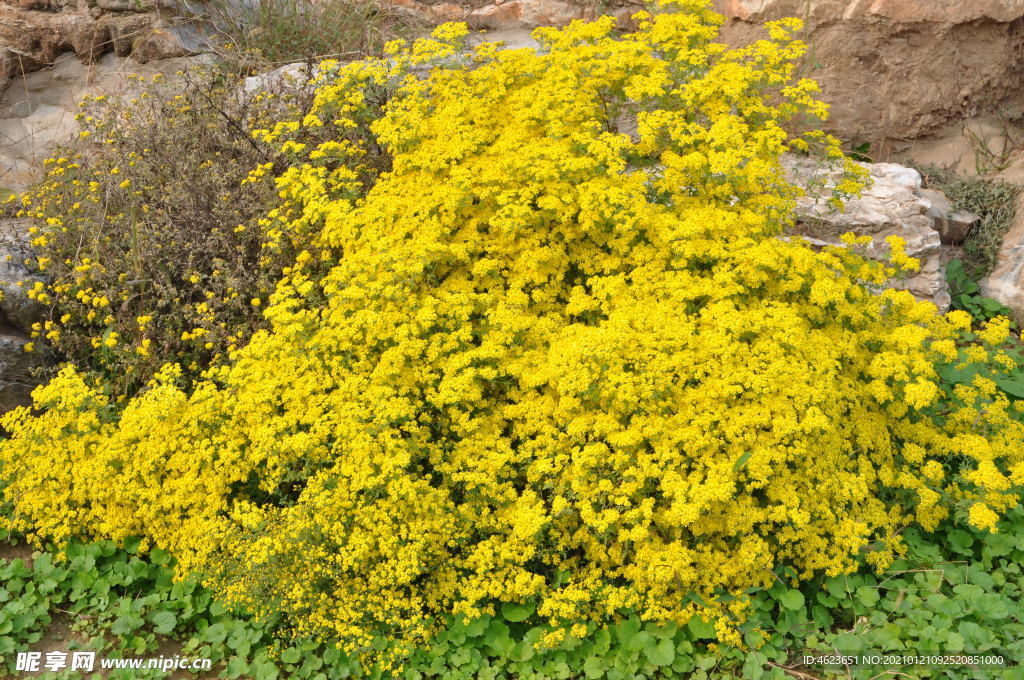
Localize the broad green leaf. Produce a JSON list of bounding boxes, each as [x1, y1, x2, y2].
[[500, 602, 535, 623]]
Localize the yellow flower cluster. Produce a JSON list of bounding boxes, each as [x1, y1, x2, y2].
[[2, 0, 1023, 658]]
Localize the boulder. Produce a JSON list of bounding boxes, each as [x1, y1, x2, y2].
[[981, 194, 1024, 326], [919, 187, 980, 246], [783, 155, 952, 311]]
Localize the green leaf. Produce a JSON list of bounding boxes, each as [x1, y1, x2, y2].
[[252, 659, 280, 680], [227, 656, 250, 679], [626, 630, 652, 651], [778, 590, 805, 611], [150, 610, 177, 635], [465, 616, 489, 637], [593, 627, 611, 655], [994, 375, 1024, 399], [583, 656, 606, 679], [856, 586, 879, 608], [645, 638, 675, 667], [500, 602, 535, 623], [687, 617, 715, 639], [732, 451, 753, 473], [111, 614, 144, 636], [742, 651, 768, 679], [280, 647, 301, 664], [952, 583, 984, 599], [947, 529, 974, 554]]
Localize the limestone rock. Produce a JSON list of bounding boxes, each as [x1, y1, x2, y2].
[[919, 187, 979, 245], [713, 0, 1024, 24], [0, 0, 201, 88], [392, 0, 591, 28], [783, 155, 951, 311], [129, 20, 202, 63], [982, 194, 1024, 326]]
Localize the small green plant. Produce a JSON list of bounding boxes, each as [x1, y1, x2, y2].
[[6, 510, 1024, 679], [846, 140, 873, 163], [963, 115, 1021, 175], [946, 259, 1012, 324]]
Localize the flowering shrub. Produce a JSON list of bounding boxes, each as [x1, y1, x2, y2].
[[6, 65, 345, 395], [2, 0, 1024, 662]]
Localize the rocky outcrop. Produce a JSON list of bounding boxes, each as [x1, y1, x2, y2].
[[390, 0, 632, 30], [784, 156, 960, 311], [0, 0, 201, 95], [982, 194, 1024, 325], [712, 0, 1024, 147]]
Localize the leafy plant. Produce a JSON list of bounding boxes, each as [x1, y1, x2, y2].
[[946, 259, 1012, 325], [5, 517, 1024, 679], [846, 140, 873, 163]]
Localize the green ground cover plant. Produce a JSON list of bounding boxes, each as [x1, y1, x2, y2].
[[945, 259, 1013, 325], [3, 508, 1024, 679]]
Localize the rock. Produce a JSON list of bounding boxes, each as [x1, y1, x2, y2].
[[919, 187, 979, 245], [0, 0, 204, 87], [392, 0, 593, 29], [711, 0, 1024, 146], [0, 218, 44, 332], [981, 194, 1024, 325], [108, 14, 155, 58], [129, 20, 202, 63], [713, 0, 1024, 24], [783, 155, 951, 311], [240, 62, 314, 99], [0, 327, 37, 411]]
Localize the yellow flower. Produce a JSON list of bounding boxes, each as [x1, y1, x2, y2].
[[968, 503, 999, 533]]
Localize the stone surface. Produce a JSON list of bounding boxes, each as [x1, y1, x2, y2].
[[392, 0, 598, 29], [0, 0, 198, 91], [713, 0, 1024, 24], [712, 0, 1024, 146], [919, 187, 979, 245], [784, 155, 952, 311], [982, 193, 1024, 326], [0, 327, 36, 411], [0, 218, 43, 411], [0, 219, 44, 332]]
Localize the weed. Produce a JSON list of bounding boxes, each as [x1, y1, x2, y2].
[[175, 0, 416, 69]]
